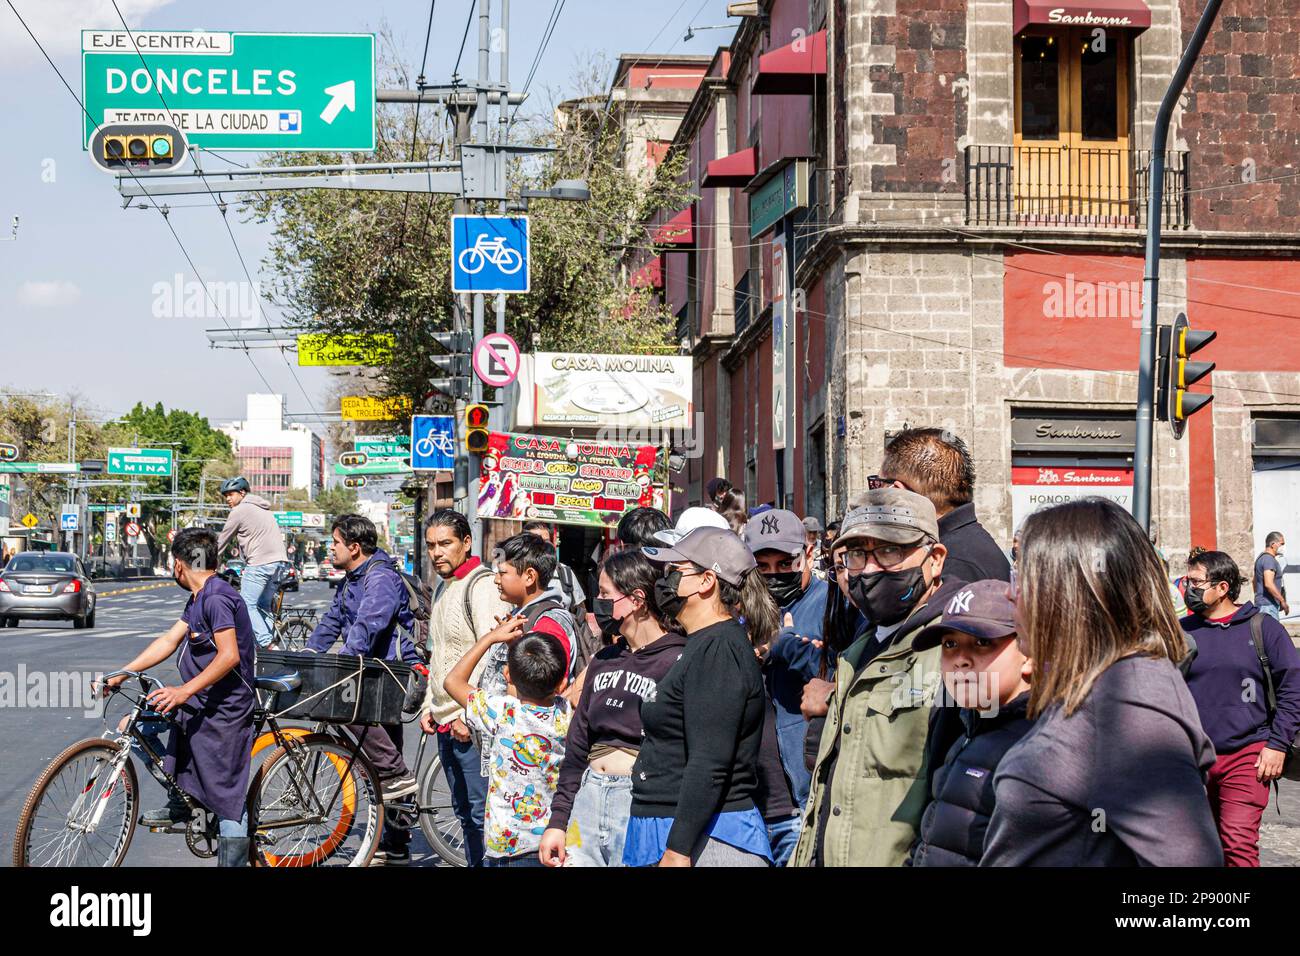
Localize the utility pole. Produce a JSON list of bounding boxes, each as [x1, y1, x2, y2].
[[1133, 0, 1225, 532]]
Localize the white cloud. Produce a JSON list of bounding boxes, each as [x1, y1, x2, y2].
[[1, 0, 176, 64], [18, 280, 82, 307]]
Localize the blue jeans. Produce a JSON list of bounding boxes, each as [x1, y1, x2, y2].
[[437, 730, 488, 867], [240, 561, 289, 648], [766, 813, 802, 868], [564, 768, 633, 867], [1260, 604, 1282, 621]]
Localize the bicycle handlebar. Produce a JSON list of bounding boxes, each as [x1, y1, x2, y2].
[[100, 669, 164, 695]]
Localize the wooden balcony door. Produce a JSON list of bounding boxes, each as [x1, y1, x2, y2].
[[1014, 28, 1131, 223]]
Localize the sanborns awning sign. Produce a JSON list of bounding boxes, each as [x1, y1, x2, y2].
[[82, 31, 375, 150]]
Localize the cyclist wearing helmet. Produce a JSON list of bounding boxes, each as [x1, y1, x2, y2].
[[217, 477, 290, 648]]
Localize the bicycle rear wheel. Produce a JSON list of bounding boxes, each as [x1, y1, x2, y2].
[[249, 733, 382, 867], [275, 619, 314, 652], [13, 738, 138, 867], [417, 752, 467, 867]]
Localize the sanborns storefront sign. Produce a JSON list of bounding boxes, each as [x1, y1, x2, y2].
[[1047, 8, 1134, 26]]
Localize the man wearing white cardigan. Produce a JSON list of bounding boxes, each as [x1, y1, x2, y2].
[[420, 509, 510, 867]]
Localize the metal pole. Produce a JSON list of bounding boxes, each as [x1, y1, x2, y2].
[[784, 219, 797, 512], [1133, 0, 1225, 532], [496, 0, 509, 338]]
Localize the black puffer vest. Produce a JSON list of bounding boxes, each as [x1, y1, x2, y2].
[[910, 692, 1033, 867]]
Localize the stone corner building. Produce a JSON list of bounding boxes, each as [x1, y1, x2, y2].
[[630, 0, 1300, 577]]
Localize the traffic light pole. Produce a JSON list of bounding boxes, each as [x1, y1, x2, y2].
[[1133, 0, 1223, 533]]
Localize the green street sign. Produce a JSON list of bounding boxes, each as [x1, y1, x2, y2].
[[0, 462, 80, 475], [87, 504, 125, 512], [107, 447, 174, 477], [334, 459, 413, 477], [355, 436, 410, 457], [82, 31, 376, 151], [274, 511, 303, 527]]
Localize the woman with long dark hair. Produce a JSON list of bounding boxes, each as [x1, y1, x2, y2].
[[538, 550, 686, 867], [623, 527, 772, 866], [981, 497, 1223, 866]]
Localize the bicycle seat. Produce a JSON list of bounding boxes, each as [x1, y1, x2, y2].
[[256, 672, 302, 693]]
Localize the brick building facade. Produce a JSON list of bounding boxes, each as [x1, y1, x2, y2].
[[640, 0, 1300, 579]]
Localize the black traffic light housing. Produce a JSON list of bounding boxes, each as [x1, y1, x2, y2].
[[465, 404, 490, 455], [343, 476, 367, 488], [1157, 312, 1216, 440], [90, 123, 187, 173]]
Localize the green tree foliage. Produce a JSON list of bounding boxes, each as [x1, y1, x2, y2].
[[249, 53, 694, 429]]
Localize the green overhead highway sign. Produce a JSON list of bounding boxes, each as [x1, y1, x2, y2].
[[334, 460, 414, 477], [354, 436, 410, 458], [107, 447, 174, 477], [82, 31, 376, 151], [0, 462, 80, 474]]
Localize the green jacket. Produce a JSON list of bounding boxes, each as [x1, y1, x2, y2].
[[791, 610, 943, 867]]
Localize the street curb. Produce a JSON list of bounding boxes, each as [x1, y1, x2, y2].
[[97, 582, 172, 597]]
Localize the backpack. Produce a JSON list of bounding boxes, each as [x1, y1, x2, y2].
[[1246, 613, 1300, 782], [556, 563, 584, 617], [519, 596, 603, 678]]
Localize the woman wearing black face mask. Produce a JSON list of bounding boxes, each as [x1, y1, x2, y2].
[[539, 550, 685, 867]]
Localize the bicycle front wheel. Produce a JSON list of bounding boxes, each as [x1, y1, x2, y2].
[[13, 737, 139, 868], [275, 619, 314, 652], [417, 752, 467, 867], [250, 733, 382, 867]]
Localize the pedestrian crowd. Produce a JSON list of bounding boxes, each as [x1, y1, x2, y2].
[[111, 426, 1300, 867]]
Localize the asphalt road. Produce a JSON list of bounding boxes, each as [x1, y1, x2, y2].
[[1, 578, 450, 868]]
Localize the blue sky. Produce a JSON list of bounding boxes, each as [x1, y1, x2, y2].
[[0, 0, 732, 428]]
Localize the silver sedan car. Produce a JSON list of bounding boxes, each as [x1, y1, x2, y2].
[[0, 552, 97, 628]]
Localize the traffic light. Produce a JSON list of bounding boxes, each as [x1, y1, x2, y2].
[[1158, 312, 1216, 440], [343, 476, 367, 488], [429, 330, 472, 400], [465, 404, 490, 454], [90, 123, 187, 173]]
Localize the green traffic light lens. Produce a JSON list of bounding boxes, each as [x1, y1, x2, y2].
[[151, 137, 172, 157]]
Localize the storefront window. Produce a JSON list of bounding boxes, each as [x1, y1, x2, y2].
[[1080, 41, 1118, 140], [1019, 35, 1060, 140]]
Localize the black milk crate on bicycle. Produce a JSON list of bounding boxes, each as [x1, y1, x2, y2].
[[256, 650, 412, 726]]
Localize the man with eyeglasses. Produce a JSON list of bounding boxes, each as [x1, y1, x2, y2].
[[791, 488, 959, 867], [868, 428, 1010, 585]]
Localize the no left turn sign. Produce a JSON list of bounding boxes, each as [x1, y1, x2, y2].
[[472, 333, 521, 388]]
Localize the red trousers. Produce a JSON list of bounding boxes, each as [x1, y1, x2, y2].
[[1206, 740, 1270, 867]]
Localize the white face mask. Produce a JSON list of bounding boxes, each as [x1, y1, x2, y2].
[[1278, 546, 1287, 558]]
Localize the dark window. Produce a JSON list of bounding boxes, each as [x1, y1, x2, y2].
[[1080, 40, 1119, 140], [1020, 36, 1059, 139]]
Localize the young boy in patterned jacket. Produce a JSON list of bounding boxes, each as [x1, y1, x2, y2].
[[444, 614, 571, 866]]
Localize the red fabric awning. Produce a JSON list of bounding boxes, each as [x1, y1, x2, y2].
[[751, 29, 827, 96], [1013, 0, 1151, 35], [652, 206, 694, 246], [630, 257, 663, 289], [701, 146, 758, 188]]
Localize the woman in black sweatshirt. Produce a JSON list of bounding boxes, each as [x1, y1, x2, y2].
[[626, 527, 773, 867], [538, 550, 686, 867]]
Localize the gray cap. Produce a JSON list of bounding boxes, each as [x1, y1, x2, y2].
[[802, 516, 823, 534], [833, 488, 939, 548], [642, 526, 756, 586], [742, 508, 807, 557]]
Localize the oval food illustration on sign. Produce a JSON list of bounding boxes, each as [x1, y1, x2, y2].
[[567, 379, 651, 415]]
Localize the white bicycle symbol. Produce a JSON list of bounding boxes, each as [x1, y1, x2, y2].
[[457, 235, 523, 275], [415, 430, 456, 459]]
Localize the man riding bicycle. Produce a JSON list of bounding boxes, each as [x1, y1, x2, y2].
[[218, 476, 291, 649], [102, 527, 257, 867]]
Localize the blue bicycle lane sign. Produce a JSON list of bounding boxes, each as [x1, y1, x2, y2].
[[410, 415, 457, 471], [451, 215, 529, 294]]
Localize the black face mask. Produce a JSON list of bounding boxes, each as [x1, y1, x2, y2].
[[1184, 585, 1211, 615], [848, 565, 928, 627], [764, 570, 805, 608], [174, 566, 190, 593], [593, 597, 621, 641], [654, 569, 688, 620]]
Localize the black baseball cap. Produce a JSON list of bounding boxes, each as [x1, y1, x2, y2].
[[912, 579, 1017, 651]]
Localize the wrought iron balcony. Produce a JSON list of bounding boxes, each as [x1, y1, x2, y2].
[[964, 145, 1190, 229]]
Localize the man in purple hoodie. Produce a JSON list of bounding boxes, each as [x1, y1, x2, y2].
[[1182, 549, 1300, 867]]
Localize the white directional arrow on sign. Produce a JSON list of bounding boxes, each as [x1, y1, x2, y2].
[[321, 81, 356, 125]]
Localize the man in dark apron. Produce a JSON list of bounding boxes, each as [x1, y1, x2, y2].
[[105, 527, 257, 867]]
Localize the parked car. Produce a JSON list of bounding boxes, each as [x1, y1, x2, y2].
[[300, 561, 320, 582], [324, 561, 345, 588], [219, 559, 246, 585], [0, 551, 97, 628]]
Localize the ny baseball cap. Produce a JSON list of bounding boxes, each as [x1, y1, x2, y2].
[[654, 506, 730, 545], [833, 488, 939, 548], [742, 509, 808, 557], [912, 580, 1017, 651], [642, 526, 756, 586]]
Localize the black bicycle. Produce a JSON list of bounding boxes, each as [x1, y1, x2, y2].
[[12, 669, 384, 867]]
